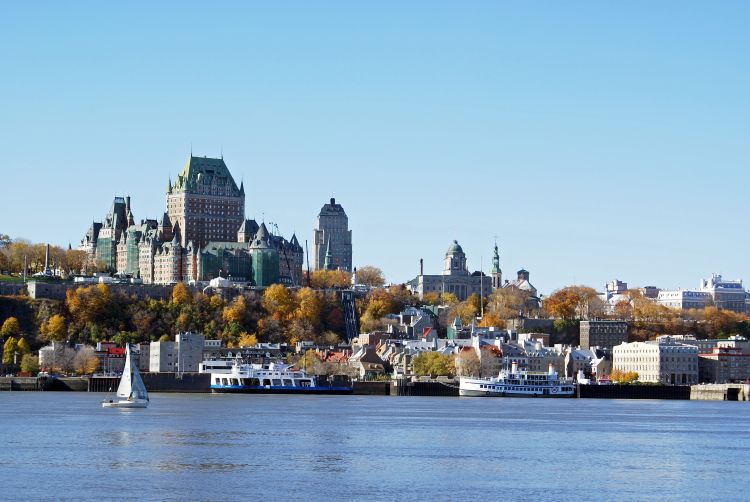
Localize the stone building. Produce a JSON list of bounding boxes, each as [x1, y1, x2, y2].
[[313, 198, 352, 271], [407, 240, 492, 301], [579, 320, 629, 349], [613, 336, 699, 385], [79, 155, 302, 287], [166, 155, 245, 248], [699, 347, 750, 383]]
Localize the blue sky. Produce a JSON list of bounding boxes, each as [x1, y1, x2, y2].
[[1, 1, 748, 294]]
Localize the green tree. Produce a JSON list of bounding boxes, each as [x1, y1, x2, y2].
[[1, 317, 21, 338], [20, 354, 39, 374], [2, 337, 18, 365]]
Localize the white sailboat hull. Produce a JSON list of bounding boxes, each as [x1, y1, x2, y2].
[[101, 399, 149, 408]]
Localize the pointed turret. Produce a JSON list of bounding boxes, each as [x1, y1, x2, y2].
[[239, 180, 245, 195], [290, 233, 302, 251], [167, 176, 172, 194]]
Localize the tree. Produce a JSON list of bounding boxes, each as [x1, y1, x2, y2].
[[453, 299, 479, 325], [412, 352, 454, 377], [363, 288, 396, 319], [455, 349, 480, 377], [0, 317, 20, 338], [544, 285, 599, 320], [45, 314, 68, 341], [355, 266, 385, 287], [237, 332, 258, 347], [53, 346, 77, 374], [16, 337, 30, 356], [2, 337, 18, 365], [20, 354, 39, 374], [73, 346, 100, 374], [441, 293, 459, 306], [158, 334, 171, 342], [171, 282, 192, 306], [310, 269, 351, 289], [298, 350, 319, 373], [295, 287, 322, 328], [262, 284, 296, 321], [477, 312, 505, 329], [610, 369, 639, 384]]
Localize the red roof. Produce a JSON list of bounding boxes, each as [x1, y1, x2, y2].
[[107, 347, 126, 356]]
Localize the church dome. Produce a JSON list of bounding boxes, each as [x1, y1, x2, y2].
[[446, 240, 464, 255]]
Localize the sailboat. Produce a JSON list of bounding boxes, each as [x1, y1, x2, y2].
[[102, 343, 149, 408]]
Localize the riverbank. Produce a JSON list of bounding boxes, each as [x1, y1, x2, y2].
[[2, 375, 748, 400]]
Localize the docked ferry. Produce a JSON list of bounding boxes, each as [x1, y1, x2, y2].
[[459, 362, 575, 397], [209, 361, 352, 394]]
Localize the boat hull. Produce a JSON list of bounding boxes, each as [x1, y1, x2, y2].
[[211, 385, 353, 395], [102, 400, 149, 408], [459, 388, 574, 398]]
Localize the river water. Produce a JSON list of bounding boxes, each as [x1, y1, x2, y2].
[[0, 393, 748, 501]]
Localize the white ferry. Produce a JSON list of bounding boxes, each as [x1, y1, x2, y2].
[[208, 361, 352, 395], [459, 362, 575, 398]]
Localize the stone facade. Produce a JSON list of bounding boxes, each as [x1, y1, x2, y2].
[[613, 336, 699, 385], [407, 240, 492, 301], [313, 198, 352, 271], [579, 320, 629, 349]]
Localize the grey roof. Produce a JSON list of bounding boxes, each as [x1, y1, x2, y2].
[[239, 219, 259, 235], [446, 240, 464, 255]]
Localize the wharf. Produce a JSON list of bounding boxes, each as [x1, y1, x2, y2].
[[690, 383, 750, 401]]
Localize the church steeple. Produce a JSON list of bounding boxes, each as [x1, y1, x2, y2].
[[491, 241, 502, 289], [324, 237, 333, 270]]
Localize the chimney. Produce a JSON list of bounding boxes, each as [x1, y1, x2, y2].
[[330, 197, 335, 205], [125, 196, 131, 213], [420, 258, 423, 276]]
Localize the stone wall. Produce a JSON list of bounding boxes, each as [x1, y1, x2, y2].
[[27, 281, 177, 301], [0, 283, 26, 296]]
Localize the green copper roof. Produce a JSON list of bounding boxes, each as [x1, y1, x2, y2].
[[170, 155, 241, 194], [491, 243, 501, 274]]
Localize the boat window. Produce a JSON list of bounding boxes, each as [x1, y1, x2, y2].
[[272, 379, 282, 386], [232, 379, 239, 386], [283, 379, 293, 386], [262, 379, 271, 386], [221, 378, 228, 386], [250, 378, 260, 386], [300, 380, 312, 387]]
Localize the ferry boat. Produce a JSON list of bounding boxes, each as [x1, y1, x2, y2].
[[459, 362, 575, 397], [209, 361, 352, 394]]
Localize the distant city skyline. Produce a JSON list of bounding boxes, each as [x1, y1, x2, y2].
[[1, 2, 748, 294]]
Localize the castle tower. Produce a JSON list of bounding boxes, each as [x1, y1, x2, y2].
[[166, 155, 245, 248]]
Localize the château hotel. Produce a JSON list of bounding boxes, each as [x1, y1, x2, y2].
[[79, 155, 303, 286]]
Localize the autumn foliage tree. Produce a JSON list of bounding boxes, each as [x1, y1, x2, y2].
[[543, 285, 601, 320], [1, 317, 21, 338], [413, 352, 454, 377], [355, 266, 385, 287]]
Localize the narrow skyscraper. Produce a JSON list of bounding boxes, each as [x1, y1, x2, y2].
[[313, 198, 352, 271]]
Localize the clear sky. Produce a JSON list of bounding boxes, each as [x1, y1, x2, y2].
[[1, 1, 748, 294]]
